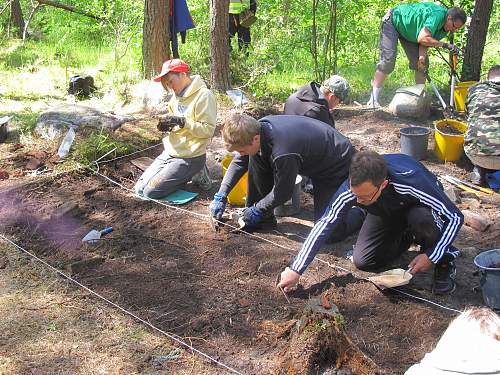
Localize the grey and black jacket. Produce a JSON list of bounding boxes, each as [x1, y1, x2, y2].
[[284, 82, 335, 128]]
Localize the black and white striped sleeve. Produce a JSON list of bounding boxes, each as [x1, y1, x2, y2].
[[392, 182, 463, 263], [290, 181, 355, 274]]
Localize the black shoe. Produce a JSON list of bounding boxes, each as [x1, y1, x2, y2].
[[433, 256, 457, 295], [242, 215, 277, 233]]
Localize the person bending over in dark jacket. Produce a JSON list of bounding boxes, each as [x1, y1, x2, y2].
[[278, 151, 464, 295], [209, 112, 365, 233], [284, 75, 350, 128]]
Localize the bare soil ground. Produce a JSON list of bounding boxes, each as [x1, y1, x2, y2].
[[1, 108, 499, 374]]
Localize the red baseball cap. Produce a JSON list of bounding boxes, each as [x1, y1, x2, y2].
[[153, 59, 190, 82]]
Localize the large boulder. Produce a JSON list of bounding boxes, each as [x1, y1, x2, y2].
[[389, 84, 430, 119], [35, 104, 135, 139]]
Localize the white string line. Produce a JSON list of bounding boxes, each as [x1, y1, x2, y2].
[[0, 234, 245, 375], [89, 166, 302, 247], [91, 164, 463, 315], [390, 289, 462, 314], [2, 141, 461, 373], [317, 259, 462, 314], [97, 143, 162, 164]]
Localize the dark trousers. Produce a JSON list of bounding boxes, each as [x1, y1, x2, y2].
[[246, 153, 360, 225], [245, 153, 274, 218], [229, 14, 251, 51], [353, 205, 448, 271], [311, 177, 344, 221]]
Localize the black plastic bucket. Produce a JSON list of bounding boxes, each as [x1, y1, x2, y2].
[[400, 126, 430, 160]]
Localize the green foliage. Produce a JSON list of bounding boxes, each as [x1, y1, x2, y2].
[[0, 0, 498, 106], [73, 130, 130, 166], [12, 109, 38, 136]]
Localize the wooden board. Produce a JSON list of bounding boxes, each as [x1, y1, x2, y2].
[[131, 156, 154, 171]]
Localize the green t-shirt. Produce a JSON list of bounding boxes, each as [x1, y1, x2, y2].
[[392, 2, 448, 43]]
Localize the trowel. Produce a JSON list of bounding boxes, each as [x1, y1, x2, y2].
[[82, 227, 113, 243]]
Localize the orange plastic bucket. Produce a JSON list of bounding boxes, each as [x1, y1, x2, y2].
[[434, 119, 467, 162], [221, 154, 248, 206]]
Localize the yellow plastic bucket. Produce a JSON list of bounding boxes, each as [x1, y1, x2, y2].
[[221, 154, 248, 206], [434, 119, 467, 162], [453, 81, 477, 112]]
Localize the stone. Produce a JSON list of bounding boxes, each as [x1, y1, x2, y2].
[[25, 157, 43, 170], [35, 104, 136, 140], [444, 187, 461, 203], [389, 84, 430, 119]]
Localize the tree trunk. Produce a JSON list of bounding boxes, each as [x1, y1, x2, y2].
[[23, 3, 42, 40], [142, 0, 170, 79], [10, 0, 25, 38], [461, 0, 493, 81], [311, 0, 318, 80], [209, 0, 230, 92]]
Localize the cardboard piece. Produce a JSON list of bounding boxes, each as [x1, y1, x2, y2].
[[368, 268, 413, 289]]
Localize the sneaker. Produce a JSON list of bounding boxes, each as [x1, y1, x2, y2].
[[191, 165, 212, 191], [469, 166, 487, 186], [433, 256, 457, 295], [366, 98, 381, 108], [303, 182, 314, 194], [345, 248, 354, 263]]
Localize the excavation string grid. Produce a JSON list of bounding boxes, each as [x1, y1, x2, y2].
[[0, 145, 462, 373], [90, 151, 463, 315], [0, 234, 245, 375]]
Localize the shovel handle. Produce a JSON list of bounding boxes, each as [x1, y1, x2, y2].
[[456, 183, 483, 197]]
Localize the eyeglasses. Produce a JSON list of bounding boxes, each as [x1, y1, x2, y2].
[[353, 184, 382, 203], [451, 20, 462, 30]]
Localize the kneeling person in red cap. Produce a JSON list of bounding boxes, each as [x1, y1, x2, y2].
[[135, 59, 217, 199]]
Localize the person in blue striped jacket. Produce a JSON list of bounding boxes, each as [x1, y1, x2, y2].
[[278, 151, 464, 295]]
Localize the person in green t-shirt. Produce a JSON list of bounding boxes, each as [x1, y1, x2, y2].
[[367, 3, 466, 108]]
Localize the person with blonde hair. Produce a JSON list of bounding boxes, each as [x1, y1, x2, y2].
[[209, 112, 365, 233], [405, 307, 500, 374]]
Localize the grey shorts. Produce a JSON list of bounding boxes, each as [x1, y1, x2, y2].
[[376, 9, 429, 74], [134, 150, 206, 199]]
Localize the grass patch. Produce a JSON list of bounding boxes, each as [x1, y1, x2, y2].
[[73, 130, 131, 166], [11, 109, 39, 136]]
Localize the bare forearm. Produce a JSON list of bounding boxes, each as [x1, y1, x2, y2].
[[418, 44, 429, 58], [417, 36, 444, 48]]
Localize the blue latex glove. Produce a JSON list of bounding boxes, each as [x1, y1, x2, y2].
[[210, 193, 227, 219], [242, 205, 263, 227]]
